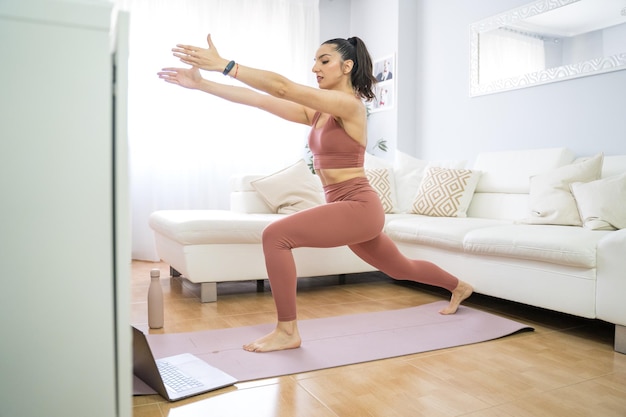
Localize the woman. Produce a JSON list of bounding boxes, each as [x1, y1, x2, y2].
[[158, 34, 473, 353]]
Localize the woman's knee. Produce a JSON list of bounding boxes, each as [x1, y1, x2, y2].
[[261, 222, 279, 245], [262, 221, 293, 250]]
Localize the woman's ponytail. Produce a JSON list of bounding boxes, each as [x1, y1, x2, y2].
[[322, 37, 376, 101]]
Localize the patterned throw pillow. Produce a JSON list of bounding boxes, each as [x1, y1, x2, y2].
[[410, 167, 481, 217], [365, 169, 395, 213]]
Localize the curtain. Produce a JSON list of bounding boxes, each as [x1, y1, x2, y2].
[[479, 28, 545, 84], [114, 0, 320, 260]]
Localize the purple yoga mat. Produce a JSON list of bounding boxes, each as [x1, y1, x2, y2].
[[141, 301, 532, 385]]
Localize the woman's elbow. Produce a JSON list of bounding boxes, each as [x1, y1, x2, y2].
[[274, 84, 289, 99]]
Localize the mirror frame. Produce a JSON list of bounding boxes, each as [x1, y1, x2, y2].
[[469, 0, 626, 97]]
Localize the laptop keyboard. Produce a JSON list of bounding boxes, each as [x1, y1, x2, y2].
[[157, 360, 204, 392]]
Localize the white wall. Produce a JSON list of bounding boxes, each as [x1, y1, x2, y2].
[[319, 0, 351, 40], [321, 0, 626, 164], [350, 0, 399, 160], [319, 0, 400, 160]]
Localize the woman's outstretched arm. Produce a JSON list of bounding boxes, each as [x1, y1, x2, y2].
[[169, 34, 362, 123], [157, 65, 312, 125]]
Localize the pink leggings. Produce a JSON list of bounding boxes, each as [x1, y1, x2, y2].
[[262, 177, 459, 321]]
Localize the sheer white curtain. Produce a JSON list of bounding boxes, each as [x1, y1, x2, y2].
[[479, 28, 545, 84], [114, 0, 319, 260]]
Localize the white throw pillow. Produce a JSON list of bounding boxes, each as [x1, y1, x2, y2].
[[393, 151, 429, 213], [365, 168, 395, 213], [251, 159, 324, 214], [571, 173, 626, 230], [525, 153, 604, 226], [410, 167, 481, 217]]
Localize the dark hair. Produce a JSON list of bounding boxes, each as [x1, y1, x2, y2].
[[322, 36, 376, 101]]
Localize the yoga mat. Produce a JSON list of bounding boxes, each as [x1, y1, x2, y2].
[[138, 301, 532, 390]]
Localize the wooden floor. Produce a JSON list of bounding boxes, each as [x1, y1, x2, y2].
[[131, 261, 626, 417]]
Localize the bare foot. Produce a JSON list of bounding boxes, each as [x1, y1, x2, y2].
[[243, 320, 302, 353], [439, 280, 473, 315]]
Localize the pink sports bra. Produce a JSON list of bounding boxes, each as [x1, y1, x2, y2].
[[308, 112, 365, 170]]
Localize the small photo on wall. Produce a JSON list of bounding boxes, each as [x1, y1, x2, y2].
[[372, 83, 394, 111], [374, 55, 394, 83], [371, 55, 395, 112]]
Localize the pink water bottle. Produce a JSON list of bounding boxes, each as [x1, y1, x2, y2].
[[148, 268, 164, 329]]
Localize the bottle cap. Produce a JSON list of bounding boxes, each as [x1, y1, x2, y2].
[[150, 268, 160, 278]]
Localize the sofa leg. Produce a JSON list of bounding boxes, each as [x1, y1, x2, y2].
[[338, 274, 346, 285], [616, 325, 626, 354], [200, 282, 217, 303], [256, 280, 265, 292], [170, 266, 181, 277]]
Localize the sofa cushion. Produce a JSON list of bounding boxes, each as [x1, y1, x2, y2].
[[364, 153, 400, 212], [463, 224, 611, 268], [391, 151, 467, 213], [149, 210, 280, 244], [385, 216, 508, 250], [473, 147, 575, 193], [392, 151, 429, 213], [250, 159, 324, 214], [524, 153, 603, 226], [410, 167, 481, 217], [229, 175, 273, 213], [466, 193, 530, 221], [365, 168, 395, 213], [231, 175, 263, 192], [571, 173, 626, 230], [601, 155, 626, 178]]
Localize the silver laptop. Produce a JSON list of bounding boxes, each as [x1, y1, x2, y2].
[[132, 326, 237, 401]]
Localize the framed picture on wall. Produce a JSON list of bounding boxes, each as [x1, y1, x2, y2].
[[371, 54, 395, 112]]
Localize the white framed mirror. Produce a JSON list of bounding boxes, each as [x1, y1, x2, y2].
[[470, 0, 626, 96]]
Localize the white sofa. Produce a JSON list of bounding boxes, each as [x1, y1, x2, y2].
[[149, 148, 626, 353]]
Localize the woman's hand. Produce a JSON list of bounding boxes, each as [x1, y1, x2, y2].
[[157, 66, 203, 89], [171, 34, 227, 73]]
